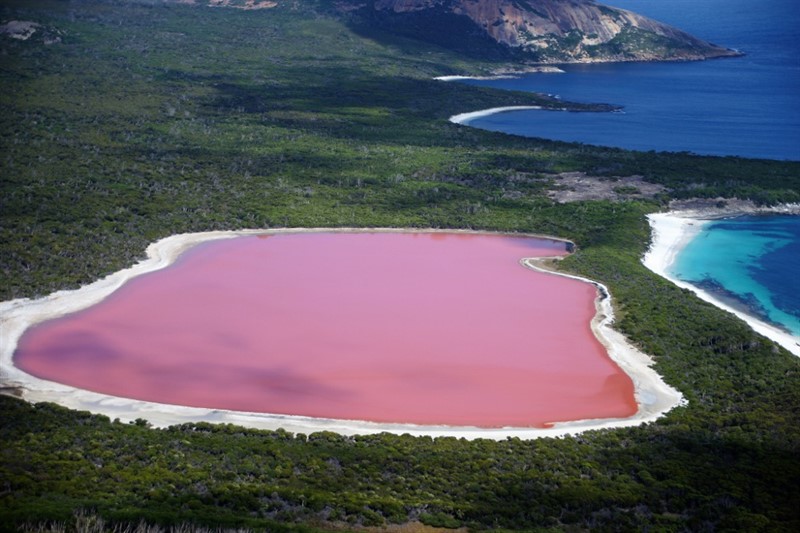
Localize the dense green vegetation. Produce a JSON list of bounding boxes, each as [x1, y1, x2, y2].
[[1, 0, 799, 531]]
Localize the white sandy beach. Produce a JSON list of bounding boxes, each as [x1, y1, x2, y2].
[[434, 75, 517, 82], [643, 210, 800, 358], [448, 106, 559, 126], [434, 67, 565, 82], [1, 228, 684, 440]]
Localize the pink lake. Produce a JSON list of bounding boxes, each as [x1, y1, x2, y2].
[[14, 232, 637, 427]]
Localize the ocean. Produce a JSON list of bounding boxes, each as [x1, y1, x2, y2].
[[452, 0, 800, 344], [671, 216, 800, 338], [455, 0, 800, 161]]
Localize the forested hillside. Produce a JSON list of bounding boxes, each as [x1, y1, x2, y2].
[[1, 0, 799, 531]]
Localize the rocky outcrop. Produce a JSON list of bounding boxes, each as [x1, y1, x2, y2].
[[0, 20, 63, 45], [367, 0, 739, 63], [172, 0, 277, 8]]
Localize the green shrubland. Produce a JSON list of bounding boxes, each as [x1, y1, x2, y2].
[[1, 1, 799, 531]]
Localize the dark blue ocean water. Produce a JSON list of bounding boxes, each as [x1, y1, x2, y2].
[[457, 0, 799, 161], [671, 215, 800, 338]]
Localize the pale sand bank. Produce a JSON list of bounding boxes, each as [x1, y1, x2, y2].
[[434, 75, 518, 82], [434, 67, 565, 82], [643, 209, 800, 358], [449, 106, 554, 125], [1, 228, 684, 439]]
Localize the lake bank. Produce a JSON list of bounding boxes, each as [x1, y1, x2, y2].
[[1, 229, 684, 439]]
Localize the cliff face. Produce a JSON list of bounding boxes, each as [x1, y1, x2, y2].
[[367, 0, 738, 63]]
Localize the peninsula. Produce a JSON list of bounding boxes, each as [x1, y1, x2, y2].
[[354, 0, 740, 63]]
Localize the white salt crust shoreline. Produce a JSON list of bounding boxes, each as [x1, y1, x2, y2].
[[1, 228, 684, 440], [643, 210, 800, 358]]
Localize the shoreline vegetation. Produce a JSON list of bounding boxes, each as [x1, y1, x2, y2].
[[0, 229, 683, 440], [643, 202, 800, 357]]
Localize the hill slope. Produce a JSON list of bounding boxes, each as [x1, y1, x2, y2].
[[355, 0, 739, 63]]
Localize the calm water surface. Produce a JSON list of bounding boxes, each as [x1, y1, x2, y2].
[[15, 233, 637, 428], [671, 216, 800, 338]]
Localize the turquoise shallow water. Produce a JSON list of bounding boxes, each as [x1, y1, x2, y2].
[[671, 215, 800, 337]]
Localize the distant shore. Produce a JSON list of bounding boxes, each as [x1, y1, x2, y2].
[[434, 66, 565, 82], [435, 75, 518, 82], [448, 106, 555, 125], [643, 201, 800, 357], [1, 228, 684, 439]]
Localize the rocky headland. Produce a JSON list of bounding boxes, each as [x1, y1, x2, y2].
[[363, 0, 741, 63]]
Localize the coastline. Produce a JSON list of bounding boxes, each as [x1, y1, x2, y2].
[[643, 204, 800, 358], [449, 106, 557, 126], [1, 228, 684, 439], [434, 66, 565, 82], [435, 75, 517, 82]]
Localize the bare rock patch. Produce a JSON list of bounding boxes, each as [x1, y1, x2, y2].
[[547, 172, 666, 203]]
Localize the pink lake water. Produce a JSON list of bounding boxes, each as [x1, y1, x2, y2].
[[14, 232, 637, 427]]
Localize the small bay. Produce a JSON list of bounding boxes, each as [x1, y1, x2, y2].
[[671, 215, 800, 338]]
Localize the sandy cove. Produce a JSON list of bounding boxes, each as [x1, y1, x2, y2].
[[643, 204, 800, 358], [1, 228, 684, 440], [440, 71, 567, 127]]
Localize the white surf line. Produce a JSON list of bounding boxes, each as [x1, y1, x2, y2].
[[643, 212, 800, 357], [1, 228, 683, 439]]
